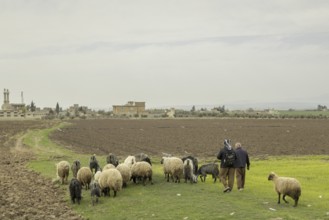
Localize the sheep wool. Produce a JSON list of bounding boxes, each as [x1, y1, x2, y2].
[[103, 164, 115, 171], [98, 169, 123, 197], [183, 159, 197, 183], [77, 167, 93, 190], [116, 163, 132, 187], [56, 161, 70, 184], [135, 153, 152, 165], [161, 157, 184, 183], [124, 155, 136, 168], [94, 171, 102, 183], [131, 161, 153, 186], [268, 172, 301, 207]]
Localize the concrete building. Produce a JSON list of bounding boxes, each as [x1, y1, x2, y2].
[[112, 101, 146, 116], [1, 89, 25, 111], [0, 88, 48, 119]]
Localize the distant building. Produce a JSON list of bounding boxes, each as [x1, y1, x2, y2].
[[0, 88, 48, 119], [1, 89, 25, 111], [112, 101, 146, 116]]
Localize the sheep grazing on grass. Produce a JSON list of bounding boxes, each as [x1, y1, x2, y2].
[[77, 167, 93, 190], [106, 153, 119, 167], [69, 178, 82, 204], [131, 161, 153, 186], [90, 180, 101, 206], [161, 157, 184, 183], [71, 160, 81, 178], [182, 156, 198, 175], [135, 153, 152, 165], [98, 169, 123, 197], [89, 154, 101, 174], [116, 163, 132, 188], [183, 159, 197, 183], [197, 163, 220, 183], [56, 161, 70, 184], [268, 172, 301, 207]]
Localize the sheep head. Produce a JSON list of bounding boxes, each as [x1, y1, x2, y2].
[[268, 172, 277, 181]]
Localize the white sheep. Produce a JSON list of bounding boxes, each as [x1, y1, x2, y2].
[[161, 157, 183, 183], [98, 168, 123, 197], [77, 167, 93, 190], [131, 161, 153, 186], [268, 172, 301, 207], [124, 155, 136, 168], [94, 170, 102, 183], [116, 163, 131, 188], [183, 159, 197, 183], [56, 161, 70, 184], [103, 164, 115, 171]]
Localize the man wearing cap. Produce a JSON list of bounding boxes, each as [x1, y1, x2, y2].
[[217, 139, 237, 193]]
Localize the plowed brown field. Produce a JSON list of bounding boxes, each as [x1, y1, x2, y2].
[[1, 119, 328, 219], [50, 119, 329, 158], [0, 120, 83, 220]]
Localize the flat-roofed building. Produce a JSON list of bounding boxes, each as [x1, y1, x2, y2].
[[113, 101, 145, 116]]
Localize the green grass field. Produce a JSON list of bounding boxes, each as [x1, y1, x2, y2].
[[25, 125, 329, 220]]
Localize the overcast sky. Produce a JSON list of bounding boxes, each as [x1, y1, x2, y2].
[[1, 0, 329, 110]]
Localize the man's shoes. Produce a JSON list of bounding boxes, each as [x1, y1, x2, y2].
[[238, 188, 244, 191], [223, 187, 231, 193]]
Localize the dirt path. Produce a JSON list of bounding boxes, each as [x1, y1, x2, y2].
[[0, 132, 84, 220]]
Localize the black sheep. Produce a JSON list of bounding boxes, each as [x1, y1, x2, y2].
[[90, 181, 101, 206], [197, 163, 220, 183], [106, 153, 119, 167], [69, 178, 82, 204], [89, 154, 101, 174]]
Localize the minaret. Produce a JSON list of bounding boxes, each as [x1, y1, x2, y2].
[[2, 89, 10, 110], [21, 91, 24, 104], [6, 89, 9, 104], [3, 89, 9, 104], [3, 89, 5, 104]]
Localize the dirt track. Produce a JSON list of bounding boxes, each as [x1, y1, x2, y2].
[[0, 121, 83, 220]]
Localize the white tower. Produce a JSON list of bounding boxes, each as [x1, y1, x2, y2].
[[21, 91, 24, 104]]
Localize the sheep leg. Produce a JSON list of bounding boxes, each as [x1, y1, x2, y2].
[[282, 195, 289, 204], [277, 193, 281, 204], [113, 191, 117, 197], [293, 197, 299, 207]]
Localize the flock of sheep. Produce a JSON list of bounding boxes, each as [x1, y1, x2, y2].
[[56, 153, 301, 207]]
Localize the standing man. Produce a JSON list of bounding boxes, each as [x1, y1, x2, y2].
[[217, 139, 237, 193], [234, 142, 250, 191]]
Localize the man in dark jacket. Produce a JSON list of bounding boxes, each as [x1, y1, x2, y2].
[[233, 142, 250, 191], [217, 139, 237, 193]]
